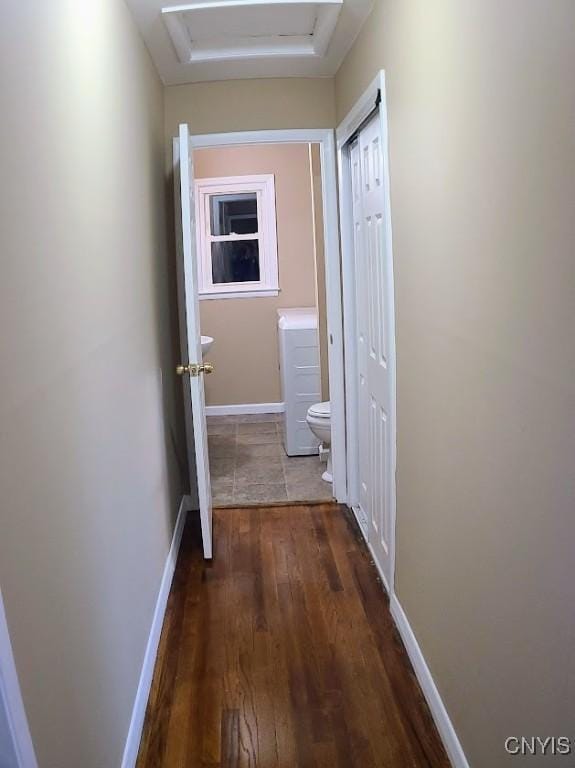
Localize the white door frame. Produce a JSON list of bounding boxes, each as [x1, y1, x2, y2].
[[336, 71, 397, 592], [0, 589, 38, 768], [189, 129, 347, 503]]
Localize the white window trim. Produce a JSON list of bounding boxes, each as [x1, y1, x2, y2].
[[194, 174, 279, 299]]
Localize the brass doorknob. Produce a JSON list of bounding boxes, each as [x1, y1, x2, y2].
[[176, 362, 215, 376]]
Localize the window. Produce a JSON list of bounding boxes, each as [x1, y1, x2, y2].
[[195, 174, 279, 299]]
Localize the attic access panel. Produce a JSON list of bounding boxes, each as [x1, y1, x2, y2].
[[162, 0, 343, 63]]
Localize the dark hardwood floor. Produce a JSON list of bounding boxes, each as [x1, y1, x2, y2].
[[136, 503, 450, 768]]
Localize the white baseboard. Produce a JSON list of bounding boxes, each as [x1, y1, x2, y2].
[[121, 495, 191, 768], [205, 402, 285, 416], [390, 595, 470, 768]]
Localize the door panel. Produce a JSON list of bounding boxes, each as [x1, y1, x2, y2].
[[352, 114, 393, 586], [174, 124, 213, 559], [351, 140, 370, 525]]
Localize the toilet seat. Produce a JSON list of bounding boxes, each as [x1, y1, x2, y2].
[[307, 401, 330, 419]]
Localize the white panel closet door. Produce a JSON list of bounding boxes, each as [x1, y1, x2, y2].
[[352, 114, 393, 588]]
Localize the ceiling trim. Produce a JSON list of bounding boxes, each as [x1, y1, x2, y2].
[[162, 0, 343, 64]]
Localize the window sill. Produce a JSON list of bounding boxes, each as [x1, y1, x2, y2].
[[199, 289, 279, 301]]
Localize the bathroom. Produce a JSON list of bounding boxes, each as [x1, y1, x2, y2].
[[194, 141, 332, 506]]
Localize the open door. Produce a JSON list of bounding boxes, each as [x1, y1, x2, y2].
[[173, 123, 213, 559]]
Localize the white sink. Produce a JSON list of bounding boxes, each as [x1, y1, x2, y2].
[[201, 335, 214, 356]]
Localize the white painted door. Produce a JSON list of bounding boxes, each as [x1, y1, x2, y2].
[[352, 114, 394, 588], [173, 124, 213, 559]]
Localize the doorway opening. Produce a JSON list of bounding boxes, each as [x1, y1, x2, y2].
[[195, 141, 332, 506], [173, 127, 346, 547]]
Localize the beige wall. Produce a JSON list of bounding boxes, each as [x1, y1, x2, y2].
[[336, 1, 575, 765], [0, 2, 185, 767], [195, 144, 318, 405], [165, 77, 335, 138]]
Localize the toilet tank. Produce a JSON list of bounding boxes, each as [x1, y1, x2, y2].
[[277, 308, 321, 456]]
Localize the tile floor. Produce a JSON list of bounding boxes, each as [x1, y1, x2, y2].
[[207, 413, 334, 506]]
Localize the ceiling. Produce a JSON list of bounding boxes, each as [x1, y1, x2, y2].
[[125, 0, 373, 85]]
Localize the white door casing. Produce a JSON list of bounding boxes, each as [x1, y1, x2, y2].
[[189, 129, 346, 504], [0, 589, 38, 768], [352, 114, 394, 588], [0, 691, 19, 768], [173, 124, 213, 559]]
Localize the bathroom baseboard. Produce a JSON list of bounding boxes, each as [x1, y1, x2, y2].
[[205, 403, 285, 416]]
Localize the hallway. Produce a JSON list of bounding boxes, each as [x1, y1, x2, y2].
[[136, 504, 449, 767]]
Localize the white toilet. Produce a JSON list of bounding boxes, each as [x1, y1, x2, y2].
[[306, 401, 332, 483]]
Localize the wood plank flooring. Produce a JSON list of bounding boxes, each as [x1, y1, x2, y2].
[[136, 504, 450, 768]]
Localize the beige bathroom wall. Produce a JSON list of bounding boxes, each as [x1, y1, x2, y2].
[[336, 1, 575, 765], [195, 144, 319, 405], [0, 2, 185, 766]]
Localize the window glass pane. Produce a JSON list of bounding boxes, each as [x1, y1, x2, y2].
[[211, 240, 260, 284], [210, 193, 258, 235]]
